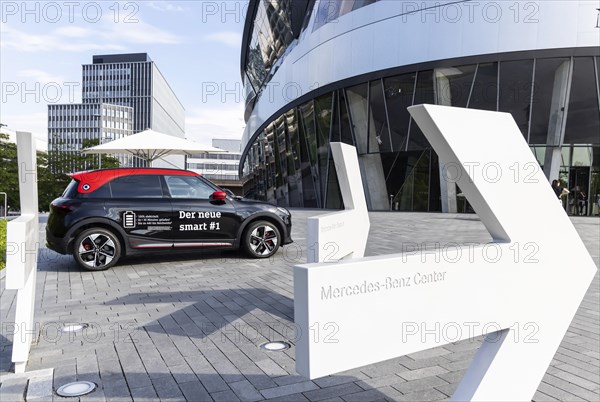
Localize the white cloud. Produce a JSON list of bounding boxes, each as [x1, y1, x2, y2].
[[110, 20, 180, 44], [17, 69, 66, 84], [203, 31, 242, 48], [0, 25, 125, 52], [185, 106, 245, 144], [146, 1, 185, 12], [53, 26, 94, 38], [2, 112, 49, 142], [0, 16, 180, 52]]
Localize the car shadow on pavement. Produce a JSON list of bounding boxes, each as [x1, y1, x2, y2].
[[39, 248, 257, 272], [104, 287, 294, 337]]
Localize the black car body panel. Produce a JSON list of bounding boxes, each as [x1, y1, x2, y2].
[[46, 168, 292, 263]]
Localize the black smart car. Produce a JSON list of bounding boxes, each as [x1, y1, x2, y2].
[[46, 168, 292, 270]]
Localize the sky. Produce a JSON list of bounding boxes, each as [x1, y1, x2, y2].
[[0, 0, 249, 144]]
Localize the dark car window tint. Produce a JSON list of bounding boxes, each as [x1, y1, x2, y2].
[[165, 175, 215, 199], [110, 175, 163, 198], [62, 180, 79, 198], [81, 183, 111, 199]]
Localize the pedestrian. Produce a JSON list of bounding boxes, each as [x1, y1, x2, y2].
[[551, 179, 561, 198], [577, 191, 587, 215]]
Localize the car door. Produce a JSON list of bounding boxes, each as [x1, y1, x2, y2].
[[164, 174, 240, 249], [105, 174, 173, 250]]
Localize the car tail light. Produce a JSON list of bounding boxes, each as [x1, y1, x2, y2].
[[51, 203, 73, 212], [211, 191, 227, 201]]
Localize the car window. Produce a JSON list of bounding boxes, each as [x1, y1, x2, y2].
[[62, 180, 79, 198], [165, 175, 215, 199], [81, 183, 111, 199], [110, 175, 163, 198]]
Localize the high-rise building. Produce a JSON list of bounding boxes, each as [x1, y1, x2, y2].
[[240, 0, 600, 216], [48, 103, 133, 169], [49, 53, 185, 169]]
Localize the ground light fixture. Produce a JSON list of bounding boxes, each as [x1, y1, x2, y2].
[[60, 323, 89, 332], [259, 341, 291, 351], [55, 381, 97, 397]]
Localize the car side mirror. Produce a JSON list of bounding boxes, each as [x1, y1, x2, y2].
[[210, 190, 227, 201]]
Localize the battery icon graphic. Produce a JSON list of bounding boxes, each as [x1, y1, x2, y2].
[[123, 211, 136, 228]]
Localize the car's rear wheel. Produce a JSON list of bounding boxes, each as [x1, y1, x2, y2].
[[73, 228, 121, 271], [243, 220, 281, 258]]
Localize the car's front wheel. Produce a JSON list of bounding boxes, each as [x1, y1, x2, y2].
[[73, 228, 121, 271], [243, 220, 281, 258]]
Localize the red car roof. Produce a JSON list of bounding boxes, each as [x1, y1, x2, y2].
[[69, 168, 199, 194]]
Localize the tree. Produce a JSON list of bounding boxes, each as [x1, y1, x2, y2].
[[0, 133, 20, 211], [0, 134, 120, 212]]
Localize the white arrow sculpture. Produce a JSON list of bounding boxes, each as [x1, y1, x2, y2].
[[306, 142, 370, 263], [294, 105, 597, 401]]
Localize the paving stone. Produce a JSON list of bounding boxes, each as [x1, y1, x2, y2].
[[3, 214, 598, 402], [260, 381, 318, 400], [542, 373, 600, 400], [398, 366, 448, 381], [212, 389, 241, 402], [229, 379, 264, 401], [102, 378, 131, 400], [537, 382, 586, 402], [355, 374, 406, 390], [150, 374, 184, 400], [0, 376, 28, 401], [395, 388, 447, 401], [22, 372, 52, 401], [392, 376, 449, 394], [302, 382, 363, 401], [265, 392, 310, 402], [341, 386, 402, 402], [130, 385, 158, 401]]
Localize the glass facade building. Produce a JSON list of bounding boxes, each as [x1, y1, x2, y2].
[[49, 53, 185, 169], [240, 0, 600, 216], [48, 103, 133, 169]]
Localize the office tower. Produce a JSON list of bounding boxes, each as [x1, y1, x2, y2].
[[49, 53, 185, 170]]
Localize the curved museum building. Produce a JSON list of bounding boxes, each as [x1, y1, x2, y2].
[[240, 0, 600, 214]]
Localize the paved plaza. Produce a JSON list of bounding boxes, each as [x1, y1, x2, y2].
[[1, 211, 598, 401]]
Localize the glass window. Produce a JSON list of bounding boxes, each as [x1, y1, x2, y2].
[[325, 157, 343, 209], [529, 58, 571, 145], [110, 175, 163, 198], [81, 183, 111, 199], [284, 109, 303, 207], [368, 80, 391, 153], [435, 65, 476, 108], [330, 91, 341, 143], [346, 84, 369, 154], [339, 89, 355, 146], [165, 175, 215, 199], [407, 70, 434, 150], [572, 146, 592, 167], [564, 57, 600, 145], [298, 103, 319, 207], [498, 60, 534, 139], [313, 0, 379, 31], [384, 73, 416, 151], [315, 93, 333, 205], [244, 0, 294, 93], [468, 63, 498, 111]]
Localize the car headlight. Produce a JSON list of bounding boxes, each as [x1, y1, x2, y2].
[[277, 207, 291, 216]]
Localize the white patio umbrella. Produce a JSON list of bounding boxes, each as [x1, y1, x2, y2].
[[82, 129, 227, 164]]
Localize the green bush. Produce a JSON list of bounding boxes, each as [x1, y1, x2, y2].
[[0, 219, 6, 270]]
